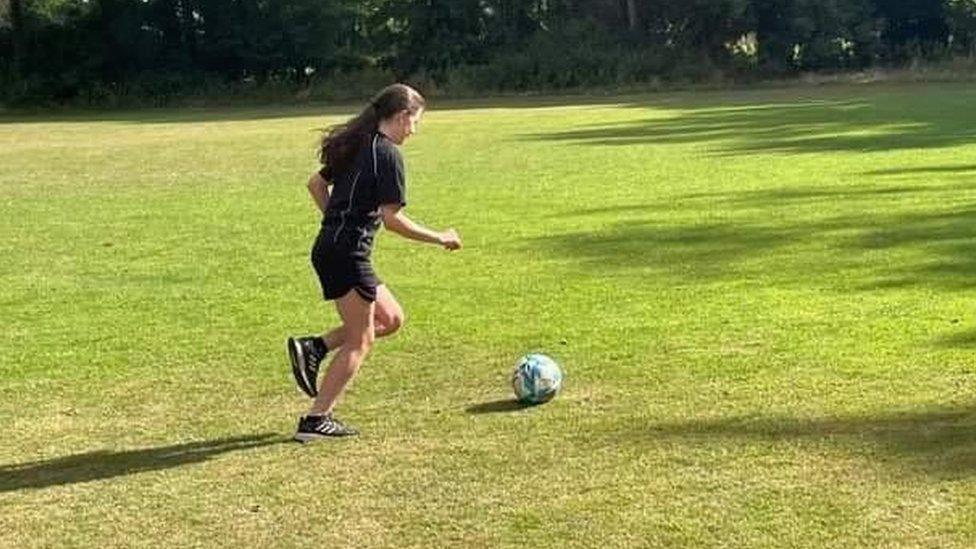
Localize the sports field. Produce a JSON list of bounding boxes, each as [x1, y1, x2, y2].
[[3, 82, 976, 547]]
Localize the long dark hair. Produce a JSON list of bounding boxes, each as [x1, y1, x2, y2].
[[319, 83, 426, 179]]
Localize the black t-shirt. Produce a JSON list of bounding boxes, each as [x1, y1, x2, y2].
[[318, 132, 406, 258]]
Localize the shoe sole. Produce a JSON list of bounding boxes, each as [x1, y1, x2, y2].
[[293, 432, 321, 443], [294, 431, 357, 443], [287, 338, 317, 397]]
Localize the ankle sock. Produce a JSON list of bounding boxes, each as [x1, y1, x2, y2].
[[312, 337, 328, 355]]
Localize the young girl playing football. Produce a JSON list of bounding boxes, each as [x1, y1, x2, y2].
[[288, 83, 462, 441]]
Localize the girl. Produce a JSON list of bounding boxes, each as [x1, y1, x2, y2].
[[288, 83, 462, 441]]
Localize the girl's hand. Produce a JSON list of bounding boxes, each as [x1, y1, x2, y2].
[[440, 228, 462, 251]]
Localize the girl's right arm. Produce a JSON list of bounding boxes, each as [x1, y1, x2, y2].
[[307, 172, 330, 213]]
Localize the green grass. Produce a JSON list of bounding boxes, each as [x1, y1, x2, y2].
[[3, 82, 976, 547]]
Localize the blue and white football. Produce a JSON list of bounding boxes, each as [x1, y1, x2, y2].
[[512, 353, 563, 404]]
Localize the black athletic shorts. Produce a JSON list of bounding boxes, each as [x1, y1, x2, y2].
[[310, 235, 379, 303]]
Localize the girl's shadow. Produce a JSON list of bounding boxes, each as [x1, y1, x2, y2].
[[0, 433, 287, 493]]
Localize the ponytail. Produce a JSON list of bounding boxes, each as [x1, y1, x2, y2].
[[319, 84, 425, 179]]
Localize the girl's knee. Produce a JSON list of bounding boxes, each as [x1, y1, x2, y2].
[[387, 312, 405, 334], [376, 309, 405, 335]]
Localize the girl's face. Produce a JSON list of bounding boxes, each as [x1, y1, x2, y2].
[[389, 108, 423, 144]]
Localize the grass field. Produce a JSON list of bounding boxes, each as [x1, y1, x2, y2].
[[3, 82, 976, 548]]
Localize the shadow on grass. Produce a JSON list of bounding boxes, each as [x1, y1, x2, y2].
[[540, 200, 976, 288], [7, 83, 963, 126], [0, 433, 287, 493], [936, 329, 976, 348], [538, 165, 976, 288], [643, 406, 976, 478], [0, 103, 367, 125], [466, 399, 535, 414], [536, 177, 976, 348], [528, 87, 976, 155], [865, 164, 976, 176], [526, 85, 976, 291], [0, 93, 658, 125]]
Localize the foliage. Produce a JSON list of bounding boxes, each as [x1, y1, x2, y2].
[[3, 0, 976, 104]]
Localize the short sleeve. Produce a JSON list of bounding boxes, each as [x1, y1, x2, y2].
[[376, 146, 406, 207], [318, 164, 332, 182]]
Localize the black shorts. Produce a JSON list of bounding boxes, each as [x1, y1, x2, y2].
[[310, 237, 380, 303]]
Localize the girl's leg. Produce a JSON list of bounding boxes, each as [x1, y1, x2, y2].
[[320, 326, 344, 351], [318, 285, 404, 350], [373, 285, 405, 337], [308, 290, 375, 416]]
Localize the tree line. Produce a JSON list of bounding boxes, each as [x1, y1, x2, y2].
[[2, 0, 976, 105]]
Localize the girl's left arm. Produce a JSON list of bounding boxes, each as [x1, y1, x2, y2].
[[306, 171, 330, 213]]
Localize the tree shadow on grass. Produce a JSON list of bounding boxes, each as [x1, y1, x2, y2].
[[0, 93, 656, 125], [539, 178, 976, 292], [536, 178, 976, 349], [936, 329, 976, 349], [865, 164, 976, 177], [466, 399, 535, 414], [527, 90, 976, 155], [640, 406, 976, 478], [674, 181, 976, 207], [0, 433, 287, 493]]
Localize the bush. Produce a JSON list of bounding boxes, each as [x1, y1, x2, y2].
[[443, 20, 682, 93]]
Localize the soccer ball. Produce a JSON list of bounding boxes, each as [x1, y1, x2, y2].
[[512, 353, 563, 404]]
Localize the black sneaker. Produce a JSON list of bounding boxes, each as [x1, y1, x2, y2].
[[287, 336, 327, 397], [294, 414, 359, 442]]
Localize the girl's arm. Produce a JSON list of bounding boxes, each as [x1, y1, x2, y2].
[[307, 172, 330, 213], [380, 204, 461, 250]]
